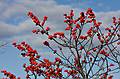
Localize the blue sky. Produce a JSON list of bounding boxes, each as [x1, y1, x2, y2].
[[56, 0, 120, 12], [0, 0, 120, 78]]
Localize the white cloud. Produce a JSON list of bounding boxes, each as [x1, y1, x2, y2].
[[96, 10, 120, 27], [0, 0, 72, 42], [0, 20, 34, 39]]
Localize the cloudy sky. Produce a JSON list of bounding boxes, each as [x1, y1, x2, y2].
[[0, 0, 120, 78]]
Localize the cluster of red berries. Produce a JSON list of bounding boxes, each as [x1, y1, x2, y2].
[[1, 70, 20, 79], [13, 41, 64, 79]]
